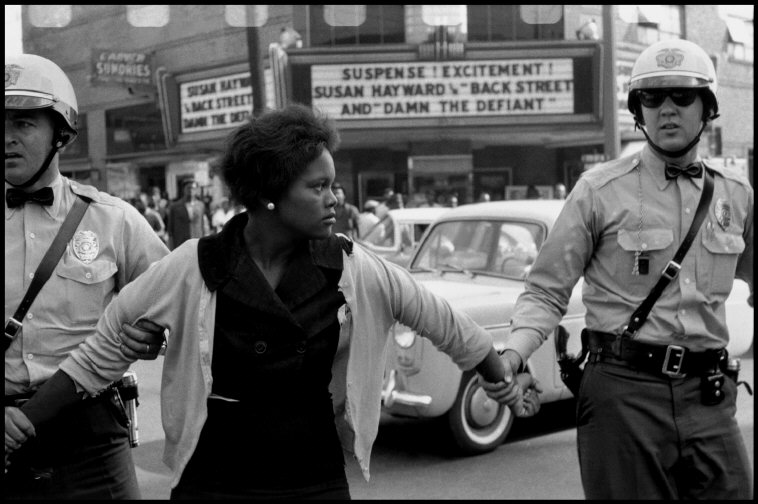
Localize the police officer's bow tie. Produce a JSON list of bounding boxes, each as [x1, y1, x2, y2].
[[664, 162, 703, 180], [5, 187, 54, 208]]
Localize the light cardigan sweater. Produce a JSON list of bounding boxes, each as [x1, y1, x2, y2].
[[61, 237, 493, 487]]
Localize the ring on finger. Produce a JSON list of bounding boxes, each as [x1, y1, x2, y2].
[[145, 343, 150, 354]]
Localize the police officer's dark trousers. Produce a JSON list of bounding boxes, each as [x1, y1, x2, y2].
[[4, 388, 140, 500], [576, 360, 752, 499]]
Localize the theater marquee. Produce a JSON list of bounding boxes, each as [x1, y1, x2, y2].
[[311, 59, 575, 120], [179, 72, 254, 134]]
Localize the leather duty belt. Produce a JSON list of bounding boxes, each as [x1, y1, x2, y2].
[[586, 330, 726, 378]]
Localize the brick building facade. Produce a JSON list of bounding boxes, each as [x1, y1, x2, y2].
[[19, 5, 753, 205]]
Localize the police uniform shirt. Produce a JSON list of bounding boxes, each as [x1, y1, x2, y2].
[[507, 145, 753, 359], [5, 174, 169, 395]]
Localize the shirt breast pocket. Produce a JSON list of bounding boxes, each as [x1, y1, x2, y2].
[[616, 228, 674, 292], [55, 256, 118, 326], [699, 228, 745, 296]]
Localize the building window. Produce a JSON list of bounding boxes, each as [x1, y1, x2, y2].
[[295, 5, 405, 46], [60, 113, 88, 160], [706, 124, 723, 157], [726, 17, 754, 63], [620, 5, 683, 44], [467, 5, 564, 42], [106, 104, 165, 156]]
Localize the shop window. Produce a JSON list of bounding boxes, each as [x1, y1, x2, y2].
[[106, 103, 166, 156], [295, 5, 405, 46], [28, 5, 71, 27], [706, 125, 723, 157], [726, 17, 754, 63], [60, 113, 88, 160], [421, 5, 467, 27], [620, 5, 683, 45], [467, 5, 564, 42], [474, 170, 513, 202]]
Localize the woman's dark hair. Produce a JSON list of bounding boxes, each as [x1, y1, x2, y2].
[[220, 103, 340, 210]]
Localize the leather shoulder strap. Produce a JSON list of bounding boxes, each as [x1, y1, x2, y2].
[[624, 169, 714, 337], [4, 195, 92, 351]]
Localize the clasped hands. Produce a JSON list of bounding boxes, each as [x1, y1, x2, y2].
[[480, 350, 542, 418]]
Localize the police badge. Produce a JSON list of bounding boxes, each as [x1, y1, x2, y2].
[[714, 198, 731, 229], [655, 48, 684, 69], [5, 64, 23, 88], [72, 230, 99, 264]]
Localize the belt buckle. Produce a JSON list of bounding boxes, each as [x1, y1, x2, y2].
[[5, 317, 23, 339], [661, 261, 681, 281], [662, 345, 686, 377]]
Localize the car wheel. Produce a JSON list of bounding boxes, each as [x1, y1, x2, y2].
[[447, 370, 514, 455]]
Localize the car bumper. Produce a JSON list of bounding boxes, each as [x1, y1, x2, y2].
[[381, 369, 432, 409]]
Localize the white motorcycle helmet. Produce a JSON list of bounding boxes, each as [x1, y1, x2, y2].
[[6, 53, 78, 145], [626, 39, 719, 157], [5, 54, 79, 187]]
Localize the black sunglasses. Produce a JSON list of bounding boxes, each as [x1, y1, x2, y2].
[[637, 88, 699, 108]]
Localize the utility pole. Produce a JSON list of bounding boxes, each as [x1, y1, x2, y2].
[[602, 5, 619, 160], [246, 26, 266, 117]]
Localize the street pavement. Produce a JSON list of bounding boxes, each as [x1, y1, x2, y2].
[[130, 350, 754, 499]]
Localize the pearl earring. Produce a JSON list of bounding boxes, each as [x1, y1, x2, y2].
[[266, 202, 275, 211]]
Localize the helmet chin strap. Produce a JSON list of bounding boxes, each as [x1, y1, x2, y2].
[[5, 135, 64, 189], [635, 120, 707, 159]]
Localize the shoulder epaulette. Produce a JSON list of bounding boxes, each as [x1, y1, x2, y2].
[[580, 154, 640, 189], [702, 160, 752, 187]]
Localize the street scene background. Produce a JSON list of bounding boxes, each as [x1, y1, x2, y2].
[[5, 5, 754, 500]]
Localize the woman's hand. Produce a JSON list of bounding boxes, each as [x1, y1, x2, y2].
[[5, 406, 35, 470], [478, 349, 523, 408], [119, 319, 166, 360]]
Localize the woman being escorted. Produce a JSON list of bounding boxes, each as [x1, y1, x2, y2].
[[12, 104, 537, 499]]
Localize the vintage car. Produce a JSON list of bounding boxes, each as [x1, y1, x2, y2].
[[358, 207, 449, 267], [381, 200, 754, 455]]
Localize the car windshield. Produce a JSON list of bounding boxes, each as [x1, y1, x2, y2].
[[411, 219, 545, 279]]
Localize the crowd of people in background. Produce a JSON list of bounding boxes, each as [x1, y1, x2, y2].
[[126, 182, 244, 250], [125, 180, 569, 247]]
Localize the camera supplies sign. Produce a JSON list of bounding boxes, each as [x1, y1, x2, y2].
[[311, 58, 574, 120]]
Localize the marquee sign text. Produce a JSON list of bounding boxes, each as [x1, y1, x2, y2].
[[180, 72, 253, 134], [311, 59, 575, 120]]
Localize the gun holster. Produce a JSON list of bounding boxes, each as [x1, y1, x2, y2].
[[556, 327, 589, 397]]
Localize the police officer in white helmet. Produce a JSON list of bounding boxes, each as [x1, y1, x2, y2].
[[481, 38, 753, 499], [5, 54, 170, 498]]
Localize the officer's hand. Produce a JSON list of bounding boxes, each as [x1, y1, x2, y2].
[[512, 373, 543, 417], [516, 385, 542, 418], [119, 319, 166, 360], [5, 406, 35, 458]]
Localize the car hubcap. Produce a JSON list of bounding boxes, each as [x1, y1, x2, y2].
[[467, 383, 500, 428]]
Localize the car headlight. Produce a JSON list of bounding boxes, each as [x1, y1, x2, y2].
[[393, 326, 417, 348]]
